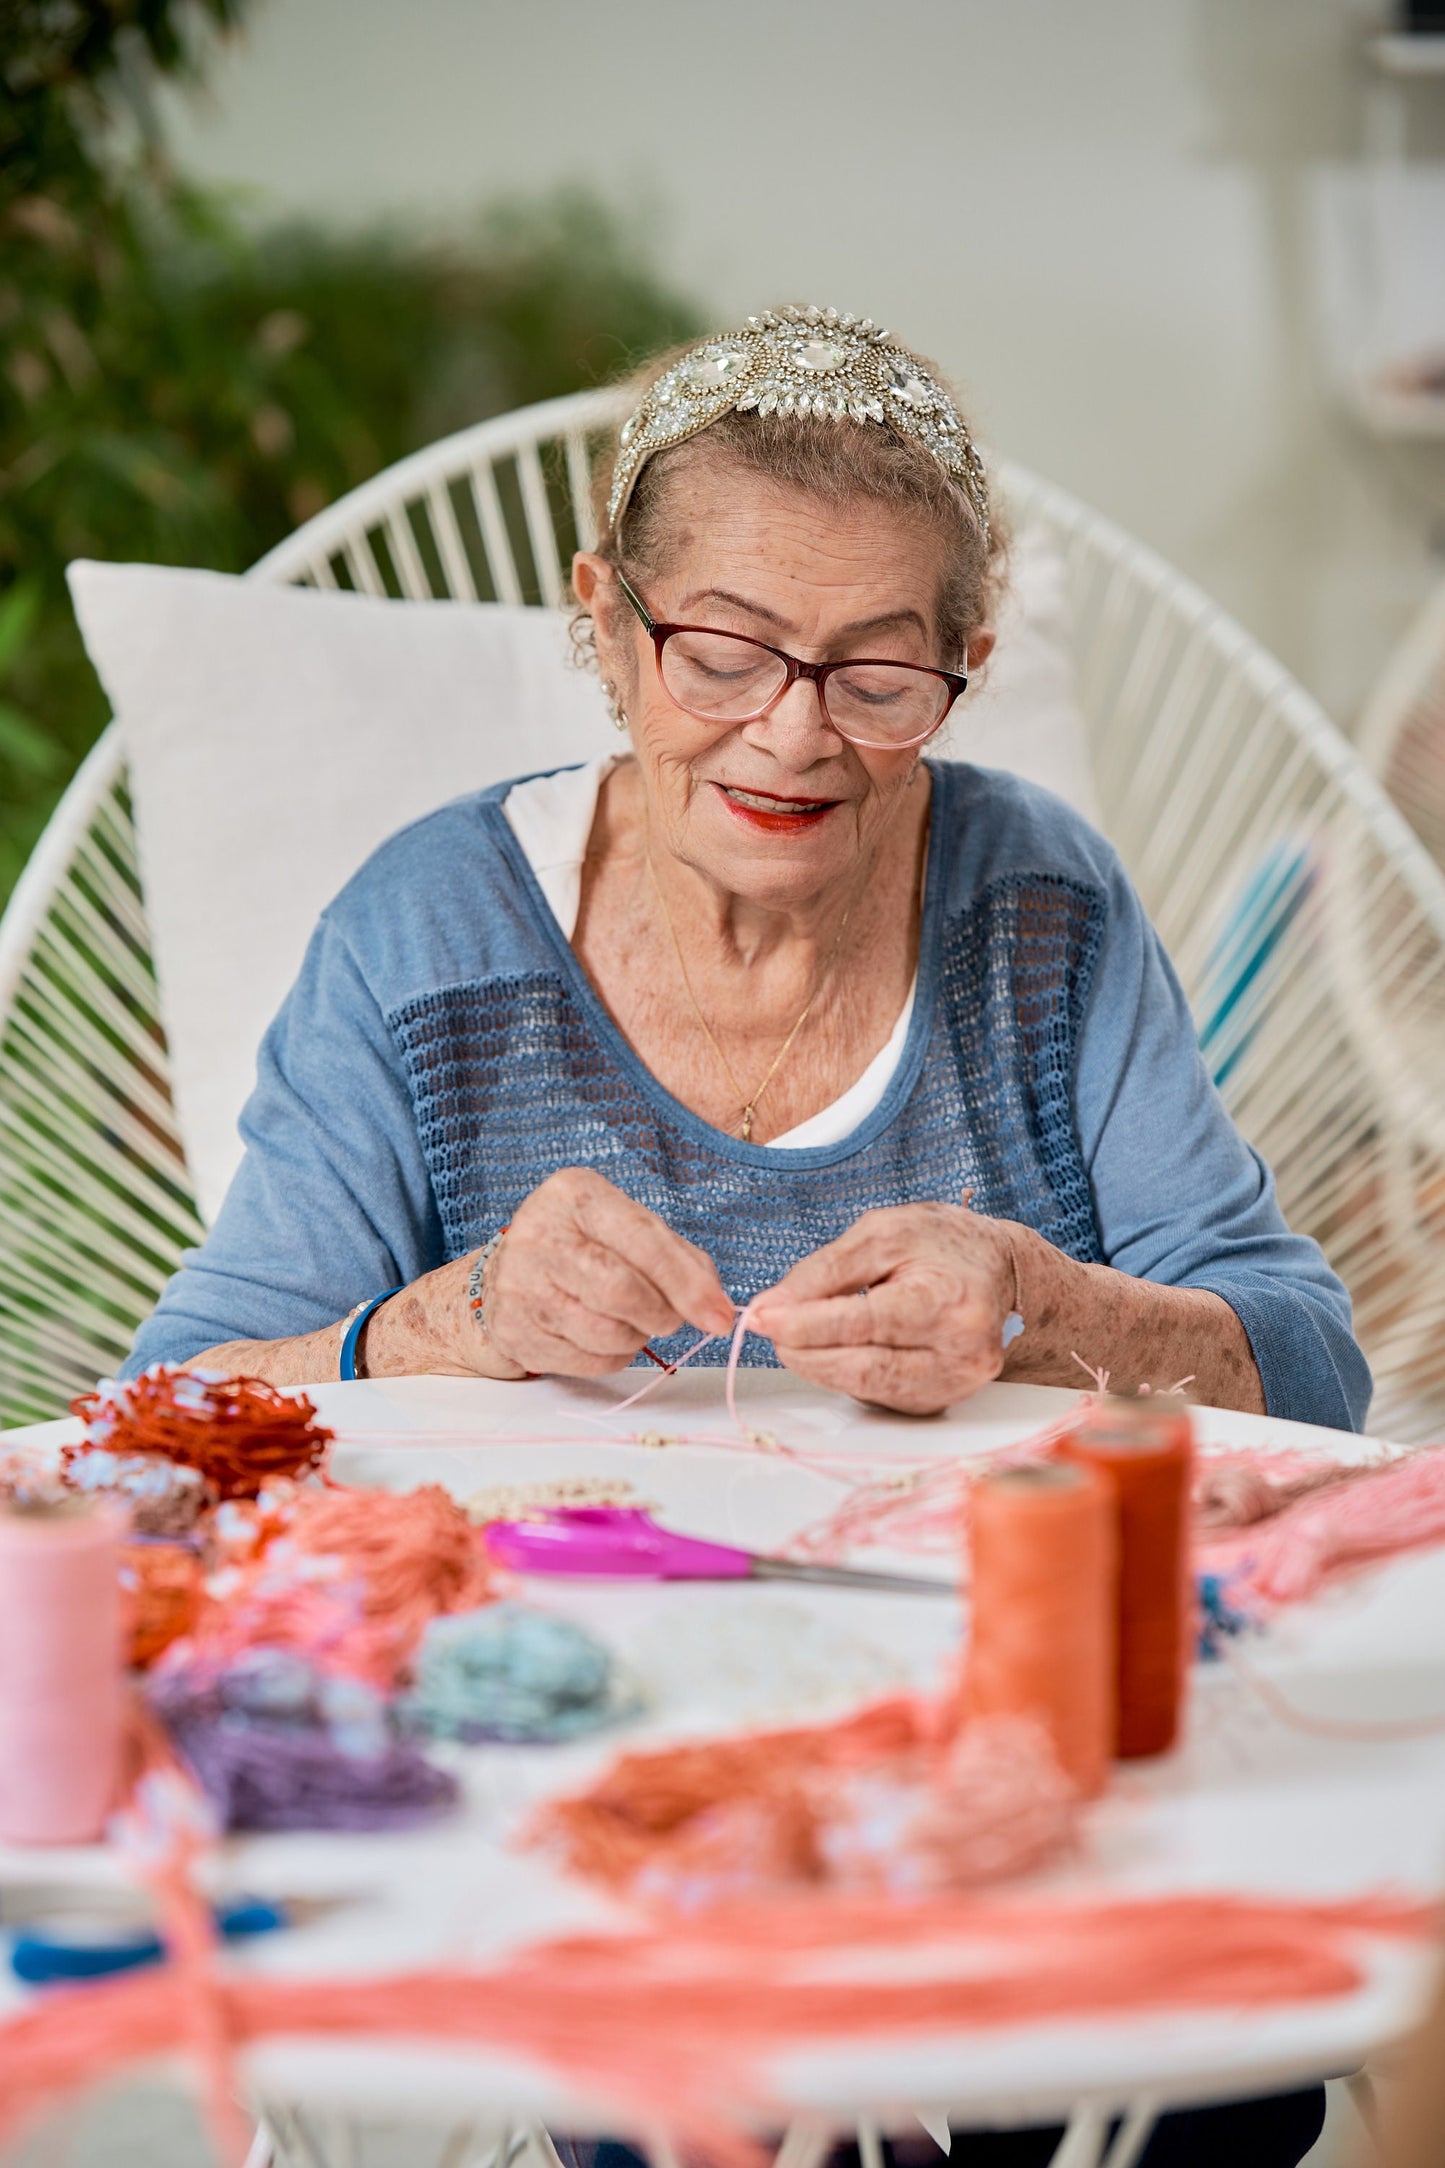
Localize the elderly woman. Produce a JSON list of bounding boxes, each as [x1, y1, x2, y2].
[[124, 306, 1367, 1440]]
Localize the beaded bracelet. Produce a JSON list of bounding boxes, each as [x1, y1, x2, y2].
[[467, 1224, 511, 1343]]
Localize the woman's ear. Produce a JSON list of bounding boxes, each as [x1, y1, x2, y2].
[[571, 551, 608, 616], [966, 626, 997, 675], [573, 552, 624, 676]]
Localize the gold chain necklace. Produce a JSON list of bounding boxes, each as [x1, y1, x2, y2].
[[646, 849, 854, 1143]]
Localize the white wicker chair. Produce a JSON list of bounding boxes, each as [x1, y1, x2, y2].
[[4, 386, 1445, 1440], [1358, 573, 1445, 873]]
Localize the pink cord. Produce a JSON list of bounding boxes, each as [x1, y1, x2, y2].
[[611, 1305, 756, 1430], [611, 1329, 719, 1415], [724, 1306, 754, 1435]]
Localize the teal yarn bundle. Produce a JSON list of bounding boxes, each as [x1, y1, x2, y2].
[[403, 1602, 634, 1743]]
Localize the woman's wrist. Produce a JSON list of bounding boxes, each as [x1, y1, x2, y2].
[[997, 1222, 1087, 1383], [998, 1223, 1265, 1412], [354, 1261, 529, 1381]]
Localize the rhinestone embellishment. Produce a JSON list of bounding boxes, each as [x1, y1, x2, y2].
[[684, 345, 750, 389], [882, 358, 934, 409], [606, 302, 990, 546], [790, 336, 846, 373]]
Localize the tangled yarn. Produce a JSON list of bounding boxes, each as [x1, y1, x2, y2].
[[0, 1891, 1430, 2168], [403, 1603, 634, 1743], [528, 1696, 1077, 1906], [1192, 1448, 1374, 1531], [1198, 1444, 1445, 1605], [65, 1447, 213, 1536], [149, 1652, 458, 1832], [121, 1541, 204, 1669], [70, 1367, 331, 1502], [188, 1483, 496, 1688]]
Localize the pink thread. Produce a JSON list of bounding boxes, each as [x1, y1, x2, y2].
[[1198, 1444, 1445, 1605], [611, 1330, 719, 1415], [724, 1306, 755, 1435], [1225, 1643, 1445, 1742], [0, 1499, 126, 1845]]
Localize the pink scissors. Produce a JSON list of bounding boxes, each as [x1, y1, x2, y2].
[[484, 1505, 953, 1596]]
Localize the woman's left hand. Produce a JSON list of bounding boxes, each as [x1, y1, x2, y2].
[[748, 1202, 1019, 1416]]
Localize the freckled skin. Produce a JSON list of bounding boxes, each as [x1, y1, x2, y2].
[[196, 457, 1265, 1415]]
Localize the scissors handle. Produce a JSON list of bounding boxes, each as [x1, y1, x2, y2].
[[485, 1508, 954, 1595], [485, 1507, 752, 1580]]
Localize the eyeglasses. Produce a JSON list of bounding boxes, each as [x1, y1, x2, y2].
[[616, 571, 967, 750]]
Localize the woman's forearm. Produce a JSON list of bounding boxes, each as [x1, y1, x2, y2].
[[189, 1257, 525, 1387], [1002, 1223, 1266, 1414]]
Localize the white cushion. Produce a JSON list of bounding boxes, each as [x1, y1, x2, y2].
[[67, 530, 1095, 1225]]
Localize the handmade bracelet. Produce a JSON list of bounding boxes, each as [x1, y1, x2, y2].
[[339, 1286, 404, 1382], [466, 1224, 511, 1343], [1000, 1225, 1025, 1348]]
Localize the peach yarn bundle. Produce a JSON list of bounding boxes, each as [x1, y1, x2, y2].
[[0, 1884, 1431, 2168], [121, 1541, 204, 1669], [70, 1367, 332, 1501], [529, 1696, 1078, 1905], [177, 1483, 496, 1688]]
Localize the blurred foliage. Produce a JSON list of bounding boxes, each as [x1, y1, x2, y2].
[[0, 0, 702, 905]]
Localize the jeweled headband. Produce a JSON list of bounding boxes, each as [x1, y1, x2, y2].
[[606, 304, 991, 548]]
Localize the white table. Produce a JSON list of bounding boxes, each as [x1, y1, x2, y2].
[[3, 1372, 1443, 2167]]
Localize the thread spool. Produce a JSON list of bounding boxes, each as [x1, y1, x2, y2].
[[0, 1498, 125, 1844], [1057, 1398, 1194, 1758], [963, 1463, 1116, 1798]]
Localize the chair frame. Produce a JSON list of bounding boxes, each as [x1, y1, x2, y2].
[[4, 387, 1445, 1436]]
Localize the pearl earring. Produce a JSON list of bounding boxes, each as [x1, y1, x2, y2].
[[603, 680, 630, 733]]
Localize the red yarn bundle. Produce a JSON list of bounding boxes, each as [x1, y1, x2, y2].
[[70, 1369, 332, 1501]]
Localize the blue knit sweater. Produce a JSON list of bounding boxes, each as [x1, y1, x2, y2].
[[125, 761, 1370, 1430]]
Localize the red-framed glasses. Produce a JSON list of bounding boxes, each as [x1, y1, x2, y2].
[[616, 571, 967, 750]]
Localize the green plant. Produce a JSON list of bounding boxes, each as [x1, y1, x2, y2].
[[0, 0, 702, 906]]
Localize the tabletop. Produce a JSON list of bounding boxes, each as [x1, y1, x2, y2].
[[2, 1370, 1443, 2137]]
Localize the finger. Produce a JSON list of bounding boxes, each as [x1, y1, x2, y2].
[[490, 1314, 630, 1378], [538, 1282, 652, 1362], [773, 1339, 998, 1416], [753, 1277, 947, 1351], [574, 1182, 734, 1335], [567, 1237, 684, 1339]]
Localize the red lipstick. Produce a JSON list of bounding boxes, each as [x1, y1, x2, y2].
[[712, 782, 840, 834]]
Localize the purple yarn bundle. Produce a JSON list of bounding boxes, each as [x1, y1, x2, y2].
[[162, 1711, 458, 1832], [149, 1654, 458, 1833]]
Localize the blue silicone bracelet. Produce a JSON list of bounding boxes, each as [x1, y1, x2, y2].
[[339, 1286, 404, 1381]]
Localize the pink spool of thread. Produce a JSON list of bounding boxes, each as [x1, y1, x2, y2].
[[0, 1497, 125, 1844]]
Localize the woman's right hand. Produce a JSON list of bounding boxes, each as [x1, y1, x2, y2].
[[369, 1167, 735, 1381]]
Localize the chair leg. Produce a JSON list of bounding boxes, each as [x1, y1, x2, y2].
[[1048, 2104, 1110, 2168], [1100, 2100, 1160, 2168], [243, 2120, 276, 2168], [1346, 2070, 1382, 2157]]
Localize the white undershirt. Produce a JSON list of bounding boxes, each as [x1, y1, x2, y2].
[[503, 757, 916, 1149]]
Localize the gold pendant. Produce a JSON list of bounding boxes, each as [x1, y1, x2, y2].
[[740, 1105, 754, 1142]]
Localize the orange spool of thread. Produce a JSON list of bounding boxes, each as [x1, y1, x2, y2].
[[963, 1463, 1116, 1799], [1057, 1399, 1194, 1759]]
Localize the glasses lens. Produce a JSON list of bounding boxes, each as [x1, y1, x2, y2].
[[660, 630, 789, 721], [824, 663, 950, 745]]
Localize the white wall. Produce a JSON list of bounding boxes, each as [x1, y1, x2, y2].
[[159, 0, 1445, 724]]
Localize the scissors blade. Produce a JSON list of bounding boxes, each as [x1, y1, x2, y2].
[[748, 1557, 955, 1597]]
